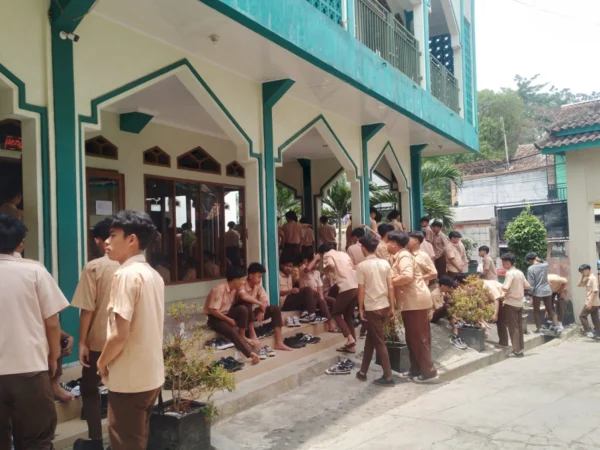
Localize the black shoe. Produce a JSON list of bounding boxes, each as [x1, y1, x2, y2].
[[73, 439, 104, 450], [356, 371, 367, 381], [373, 376, 395, 387], [283, 337, 306, 348]]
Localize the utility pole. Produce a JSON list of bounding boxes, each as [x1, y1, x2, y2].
[[500, 116, 510, 170]]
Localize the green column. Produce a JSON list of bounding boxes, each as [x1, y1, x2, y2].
[[262, 80, 295, 305], [297, 158, 313, 225], [361, 123, 385, 223], [410, 144, 427, 230]]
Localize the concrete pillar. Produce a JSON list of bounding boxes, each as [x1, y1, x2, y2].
[[361, 124, 385, 222], [350, 180, 362, 226], [243, 159, 261, 265], [21, 119, 41, 262], [410, 0, 430, 89]]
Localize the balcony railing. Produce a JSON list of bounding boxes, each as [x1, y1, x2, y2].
[[548, 184, 568, 201], [355, 0, 420, 83], [430, 55, 460, 113], [306, 0, 343, 25]]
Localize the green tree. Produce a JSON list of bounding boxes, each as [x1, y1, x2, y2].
[[276, 183, 301, 226], [322, 175, 352, 246], [421, 160, 463, 228], [504, 207, 548, 271], [369, 182, 398, 210]]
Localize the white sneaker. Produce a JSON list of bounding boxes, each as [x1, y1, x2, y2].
[[257, 347, 268, 359], [584, 332, 595, 339], [293, 316, 301, 327], [286, 316, 295, 327], [299, 311, 310, 322]]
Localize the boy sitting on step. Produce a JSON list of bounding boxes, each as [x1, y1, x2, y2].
[[299, 250, 335, 331]]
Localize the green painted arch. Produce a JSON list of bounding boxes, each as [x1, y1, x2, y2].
[[77, 58, 265, 263], [0, 63, 52, 271]]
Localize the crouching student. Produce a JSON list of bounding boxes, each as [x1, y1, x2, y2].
[[279, 257, 324, 324], [548, 274, 568, 328], [500, 253, 530, 358], [97, 211, 165, 450], [237, 263, 293, 351], [577, 264, 600, 340], [205, 266, 260, 365], [0, 214, 70, 450], [429, 276, 465, 349], [388, 231, 438, 383], [355, 233, 395, 387], [484, 276, 509, 349], [300, 251, 335, 331]]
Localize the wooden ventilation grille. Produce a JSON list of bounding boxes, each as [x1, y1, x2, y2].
[[85, 135, 118, 159], [226, 161, 245, 178], [143, 146, 171, 167], [177, 147, 221, 174]]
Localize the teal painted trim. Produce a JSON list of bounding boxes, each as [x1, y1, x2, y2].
[[471, 0, 478, 128], [0, 65, 52, 272], [312, 167, 345, 237], [410, 144, 427, 230], [423, 1, 431, 91], [361, 123, 385, 220], [297, 158, 313, 223], [263, 80, 295, 305], [50, 0, 96, 33], [555, 124, 600, 137], [198, 0, 478, 153], [346, 0, 355, 37], [541, 141, 600, 154], [119, 112, 153, 134]]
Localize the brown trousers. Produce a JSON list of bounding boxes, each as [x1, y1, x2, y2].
[[533, 295, 558, 328], [282, 287, 318, 314], [504, 304, 524, 353], [331, 288, 358, 339], [281, 243, 302, 262], [0, 372, 56, 450], [81, 351, 103, 440], [108, 387, 161, 450], [360, 308, 392, 379], [552, 293, 565, 324], [402, 309, 436, 378], [207, 305, 252, 357], [435, 256, 447, 277], [496, 303, 509, 347], [579, 305, 600, 334], [240, 302, 284, 328]]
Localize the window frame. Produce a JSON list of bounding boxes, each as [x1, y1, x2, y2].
[[143, 173, 246, 286]]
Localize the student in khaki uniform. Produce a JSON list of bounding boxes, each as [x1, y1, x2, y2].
[[0, 188, 24, 221], [577, 264, 600, 339], [485, 277, 509, 348], [347, 228, 366, 266], [387, 231, 438, 383], [387, 210, 404, 231], [281, 211, 304, 261], [369, 207, 379, 231], [431, 221, 449, 277], [479, 245, 497, 280], [500, 253, 531, 358], [407, 231, 438, 288], [300, 217, 315, 254], [420, 216, 433, 243], [446, 231, 468, 277], [375, 223, 394, 262], [224, 221, 242, 267], [0, 213, 69, 450], [318, 216, 337, 248], [71, 218, 120, 450], [548, 274, 568, 326], [97, 211, 165, 450]]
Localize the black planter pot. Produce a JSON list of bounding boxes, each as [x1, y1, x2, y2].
[[457, 326, 485, 352], [147, 399, 211, 450], [376, 342, 409, 373]]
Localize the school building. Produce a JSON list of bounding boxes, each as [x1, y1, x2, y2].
[[0, 0, 478, 350]]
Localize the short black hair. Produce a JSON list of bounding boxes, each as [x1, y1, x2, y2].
[[375, 212, 383, 223], [369, 206, 378, 214], [388, 230, 409, 247], [109, 210, 157, 251], [408, 231, 425, 244], [387, 210, 400, 220], [226, 265, 246, 281], [431, 221, 443, 228], [247, 262, 266, 275], [478, 245, 489, 254], [301, 249, 314, 261], [525, 252, 538, 261], [228, 221, 236, 228], [319, 216, 329, 224], [351, 227, 365, 238], [285, 211, 297, 221], [5, 186, 22, 201], [359, 233, 379, 253], [299, 217, 308, 224], [92, 217, 112, 240], [448, 231, 462, 239], [579, 264, 591, 272], [439, 275, 457, 288], [378, 223, 394, 238], [318, 243, 336, 254], [420, 216, 430, 223], [279, 256, 295, 266], [454, 274, 468, 284], [501, 253, 516, 265], [0, 213, 27, 254]]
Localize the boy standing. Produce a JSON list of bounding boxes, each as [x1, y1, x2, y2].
[[446, 231, 468, 277], [420, 216, 433, 243], [485, 277, 509, 349], [0, 214, 69, 449], [72, 218, 120, 450], [375, 223, 394, 262], [431, 221, 448, 276], [407, 231, 438, 287], [355, 234, 395, 387], [500, 253, 531, 358], [577, 264, 600, 339], [318, 215, 337, 248], [479, 246, 497, 281], [526, 252, 559, 333], [224, 221, 242, 267], [347, 228, 366, 266], [387, 231, 437, 383], [300, 217, 315, 254]]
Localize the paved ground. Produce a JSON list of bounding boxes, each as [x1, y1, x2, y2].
[[215, 333, 599, 450]]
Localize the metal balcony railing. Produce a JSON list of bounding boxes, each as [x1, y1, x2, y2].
[[305, 0, 343, 25], [548, 184, 568, 201], [430, 55, 460, 113], [355, 0, 421, 83]]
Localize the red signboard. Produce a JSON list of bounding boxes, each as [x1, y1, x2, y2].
[[3, 135, 22, 151]]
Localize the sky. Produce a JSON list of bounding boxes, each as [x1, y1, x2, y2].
[[476, 0, 600, 95]]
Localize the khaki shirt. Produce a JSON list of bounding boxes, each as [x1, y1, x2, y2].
[[323, 250, 358, 293], [432, 232, 449, 260], [548, 274, 568, 296], [347, 243, 366, 266], [319, 224, 337, 245], [105, 254, 165, 393], [421, 240, 436, 260], [204, 280, 237, 314], [446, 241, 468, 274], [370, 218, 378, 230], [483, 280, 504, 302], [430, 287, 446, 320], [224, 229, 240, 248], [299, 266, 323, 292], [301, 227, 315, 247], [423, 226, 434, 243], [414, 250, 437, 283], [389, 219, 403, 231], [482, 255, 498, 280], [282, 222, 303, 245], [0, 254, 69, 375], [583, 276, 600, 307], [391, 249, 432, 311], [356, 255, 391, 311], [375, 241, 390, 262], [0, 202, 24, 221], [502, 267, 530, 308], [71, 255, 120, 351], [279, 271, 294, 304], [239, 280, 269, 308]]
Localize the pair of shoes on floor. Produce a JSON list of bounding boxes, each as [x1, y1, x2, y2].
[[286, 316, 302, 327], [325, 358, 355, 375], [299, 312, 328, 324], [73, 439, 105, 450], [450, 335, 468, 350], [60, 379, 82, 397], [257, 345, 276, 359], [213, 356, 245, 372], [206, 337, 235, 350], [507, 351, 524, 358], [297, 333, 320, 344], [283, 335, 306, 348], [255, 322, 275, 339]]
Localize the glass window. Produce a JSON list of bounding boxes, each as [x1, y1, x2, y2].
[[224, 187, 246, 268], [200, 184, 223, 278], [176, 182, 200, 281], [145, 178, 176, 284]]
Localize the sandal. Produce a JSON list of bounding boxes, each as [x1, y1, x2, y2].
[[328, 328, 342, 333], [336, 342, 356, 353]]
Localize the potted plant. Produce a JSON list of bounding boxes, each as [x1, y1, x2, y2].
[[449, 275, 495, 352], [147, 302, 236, 450], [376, 311, 409, 373]]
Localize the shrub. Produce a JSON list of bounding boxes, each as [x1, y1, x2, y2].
[[504, 206, 548, 271], [448, 275, 495, 326]]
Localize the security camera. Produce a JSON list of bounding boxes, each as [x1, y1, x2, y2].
[[59, 31, 80, 42]]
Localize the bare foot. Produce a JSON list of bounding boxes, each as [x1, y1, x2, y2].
[[245, 338, 260, 350], [52, 382, 74, 402], [274, 342, 293, 351], [250, 353, 261, 365]]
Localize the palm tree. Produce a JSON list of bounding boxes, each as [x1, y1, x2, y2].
[[322, 175, 352, 246], [369, 182, 399, 210], [422, 160, 463, 229], [276, 184, 301, 226]]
